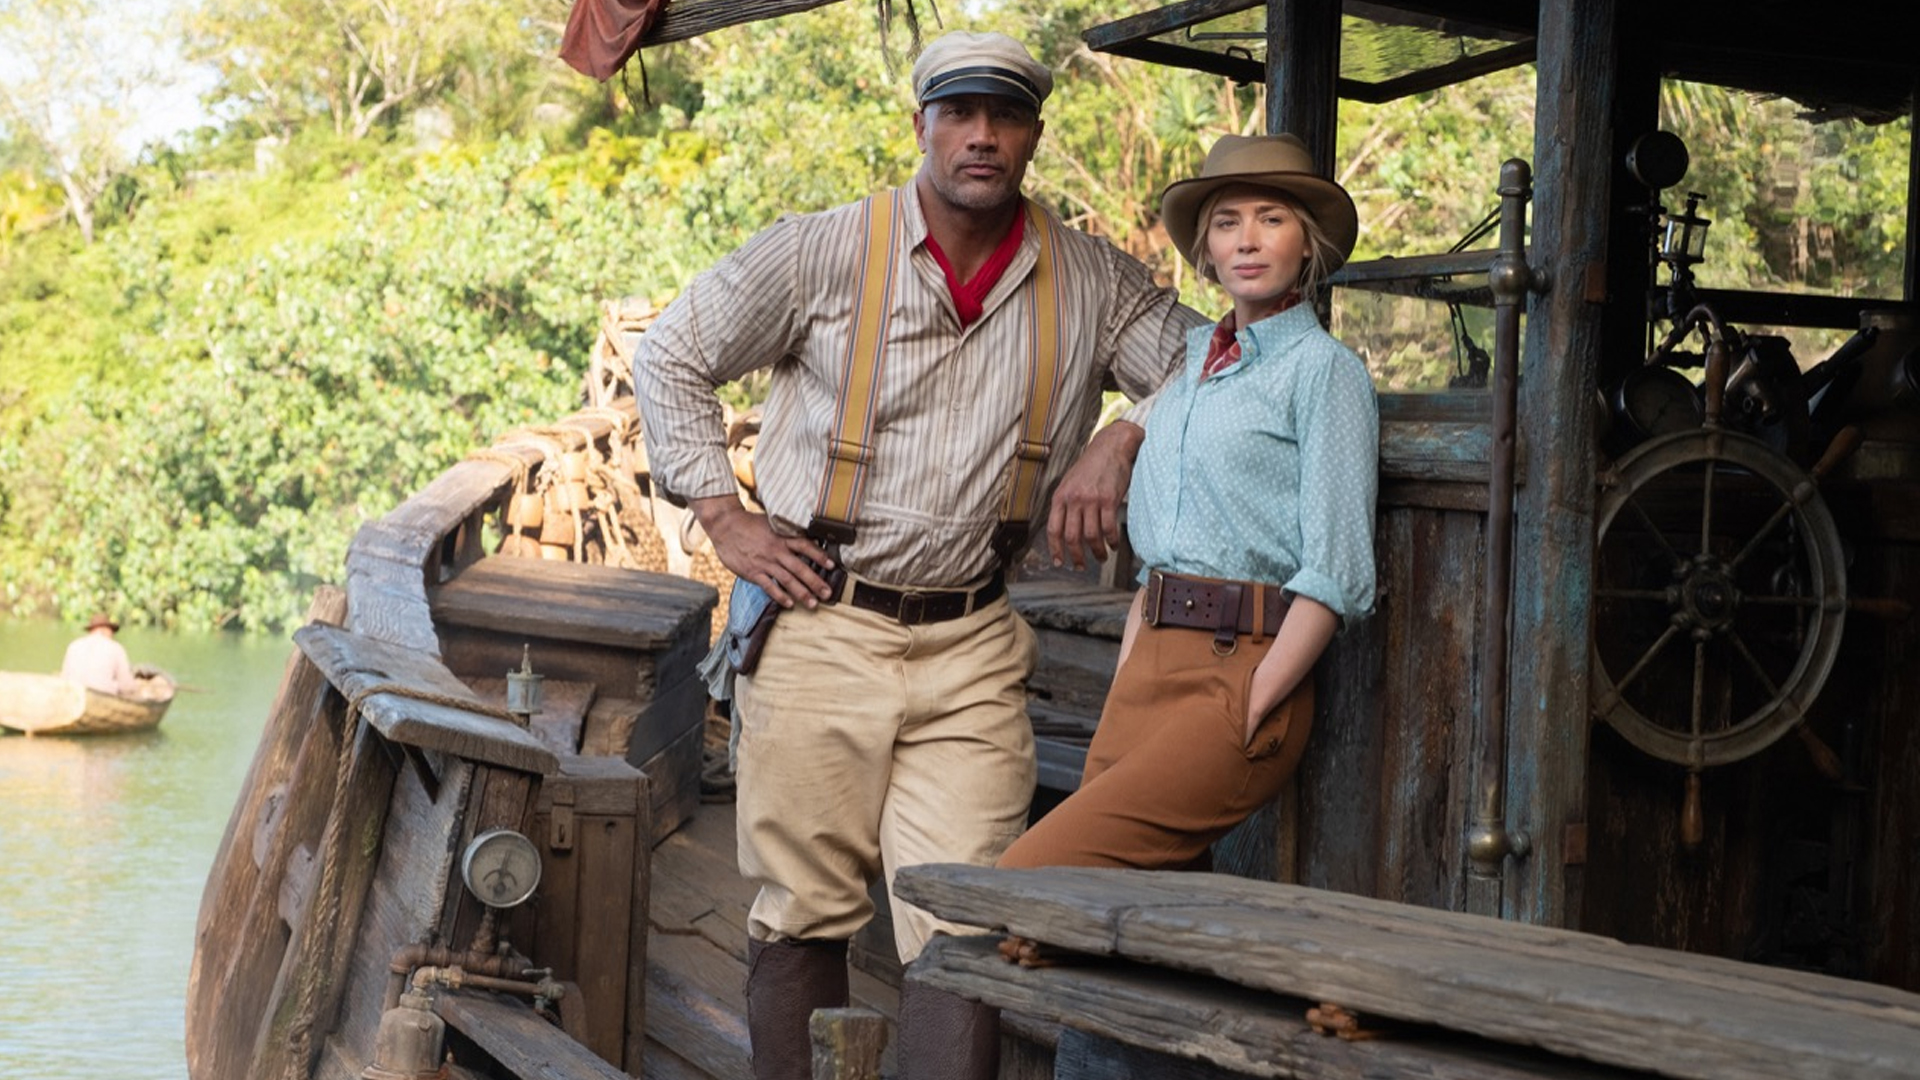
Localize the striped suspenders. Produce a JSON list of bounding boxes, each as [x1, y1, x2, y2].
[[805, 190, 1065, 566]]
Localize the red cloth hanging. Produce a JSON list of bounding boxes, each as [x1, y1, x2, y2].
[[559, 0, 666, 82]]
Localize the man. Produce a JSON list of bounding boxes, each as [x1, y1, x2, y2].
[[635, 29, 1204, 1079], [61, 613, 140, 696]]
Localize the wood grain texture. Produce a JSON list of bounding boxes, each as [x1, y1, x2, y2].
[[295, 623, 557, 774], [896, 866, 1920, 1080], [1503, 0, 1616, 928], [918, 935, 1639, 1080], [187, 589, 349, 1080], [435, 990, 630, 1080]]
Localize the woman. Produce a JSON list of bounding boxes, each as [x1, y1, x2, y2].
[[997, 132, 1378, 873]]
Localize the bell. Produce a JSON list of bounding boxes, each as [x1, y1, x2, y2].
[[360, 988, 444, 1080]]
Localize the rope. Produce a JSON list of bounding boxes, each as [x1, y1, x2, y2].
[[279, 679, 516, 1079], [464, 447, 534, 495]]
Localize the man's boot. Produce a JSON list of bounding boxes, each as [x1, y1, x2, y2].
[[744, 937, 850, 1080], [897, 975, 1000, 1080]]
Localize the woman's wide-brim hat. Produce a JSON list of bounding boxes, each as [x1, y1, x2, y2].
[[85, 613, 120, 632], [1160, 133, 1359, 271]]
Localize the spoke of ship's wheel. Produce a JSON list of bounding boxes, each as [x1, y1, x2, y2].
[[1595, 587, 1670, 603], [1726, 501, 1797, 573], [1625, 490, 1685, 562], [1729, 629, 1783, 698], [1613, 622, 1683, 701], [1743, 594, 1820, 608], [1699, 459, 1718, 552], [1691, 638, 1707, 740]]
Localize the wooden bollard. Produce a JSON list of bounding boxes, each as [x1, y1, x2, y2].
[[810, 1006, 889, 1080]]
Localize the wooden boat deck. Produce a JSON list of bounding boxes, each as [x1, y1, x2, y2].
[[640, 797, 905, 1080]]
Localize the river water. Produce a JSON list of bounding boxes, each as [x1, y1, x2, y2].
[[0, 617, 294, 1080]]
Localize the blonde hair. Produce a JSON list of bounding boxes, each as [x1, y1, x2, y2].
[[1188, 185, 1341, 298]]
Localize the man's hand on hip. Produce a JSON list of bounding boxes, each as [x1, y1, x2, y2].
[[692, 495, 836, 608], [1047, 420, 1145, 570]]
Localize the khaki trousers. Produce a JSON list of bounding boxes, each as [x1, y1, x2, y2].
[[998, 620, 1313, 869], [735, 591, 1038, 961]]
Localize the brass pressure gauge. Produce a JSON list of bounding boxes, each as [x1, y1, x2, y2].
[[460, 828, 542, 909]]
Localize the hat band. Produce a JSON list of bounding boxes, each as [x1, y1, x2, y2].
[[920, 65, 1042, 108]]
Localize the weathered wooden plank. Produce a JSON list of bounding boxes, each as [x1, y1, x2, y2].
[[431, 556, 717, 651], [344, 562, 444, 656], [897, 867, 1920, 1080], [467, 677, 596, 757], [646, 943, 754, 1079], [254, 709, 403, 1080], [810, 1007, 888, 1080], [1379, 420, 1502, 484], [295, 623, 557, 774], [1503, 0, 1614, 929], [1378, 480, 1488, 511], [1009, 580, 1133, 639], [329, 753, 476, 1066], [637, 715, 705, 843], [188, 590, 348, 1080], [434, 990, 630, 1080], [918, 935, 1641, 1080], [1024, 626, 1121, 719]]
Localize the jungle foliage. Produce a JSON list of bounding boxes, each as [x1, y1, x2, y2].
[[0, 1, 1909, 631]]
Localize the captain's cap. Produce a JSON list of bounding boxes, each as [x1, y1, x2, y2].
[[912, 31, 1052, 111]]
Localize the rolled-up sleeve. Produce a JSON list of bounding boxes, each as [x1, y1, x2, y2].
[[634, 217, 803, 502], [1284, 347, 1379, 621]]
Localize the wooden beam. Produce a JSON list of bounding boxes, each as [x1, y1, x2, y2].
[[921, 936, 1640, 1080], [1082, 0, 1264, 54], [1100, 40, 1264, 84], [1342, 40, 1536, 104], [1503, 0, 1617, 929], [899, 866, 1920, 1080], [642, 0, 845, 48]]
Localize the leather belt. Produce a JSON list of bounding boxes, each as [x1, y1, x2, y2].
[[844, 572, 1006, 626], [1143, 569, 1289, 650]]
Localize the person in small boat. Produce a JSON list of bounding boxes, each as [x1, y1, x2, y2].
[[634, 29, 1204, 1080], [996, 133, 1379, 874], [61, 612, 141, 696]]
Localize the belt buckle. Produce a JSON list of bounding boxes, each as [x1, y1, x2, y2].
[[897, 590, 928, 625], [1144, 570, 1164, 627]]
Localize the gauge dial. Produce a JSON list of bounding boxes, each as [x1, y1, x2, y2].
[[460, 828, 542, 909], [1614, 366, 1702, 441]]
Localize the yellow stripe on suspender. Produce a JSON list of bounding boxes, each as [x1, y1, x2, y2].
[[999, 198, 1063, 528], [810, 192, 1064, 555], [812, 189, 901, 538]]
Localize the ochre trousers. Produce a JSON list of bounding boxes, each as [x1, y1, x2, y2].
[[998, 619, 1313, 869], [735, 591, 1038, 961]]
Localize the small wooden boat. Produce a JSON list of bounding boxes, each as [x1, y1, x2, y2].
[[0, 670, 176, 736]]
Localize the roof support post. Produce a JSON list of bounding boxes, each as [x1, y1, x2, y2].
[[1263, 0, 1340, 158], [1494, 0, 1621, 929]]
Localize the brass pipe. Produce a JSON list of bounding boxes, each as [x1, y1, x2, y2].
[[1467, 159, 1538, 878]]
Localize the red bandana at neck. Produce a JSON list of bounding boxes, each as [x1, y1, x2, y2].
[[925, 211, 1027, 328]]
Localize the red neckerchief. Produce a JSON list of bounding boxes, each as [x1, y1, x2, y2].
[[924, 211, 1026, 328], [1201, 291, 1302, 380]]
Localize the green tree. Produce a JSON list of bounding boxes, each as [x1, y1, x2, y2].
[[0, 0, 163, 241], [188, 0, 544, 140]]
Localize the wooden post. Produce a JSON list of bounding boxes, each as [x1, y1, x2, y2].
[[1500, 0, 1620, 927], [1907, 72, 1919, 303], [1263, 0, 1340, 153], [810, 1007, 889, 1080]]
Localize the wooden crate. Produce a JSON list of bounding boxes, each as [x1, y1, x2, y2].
[[522, 754, 654, 1074]]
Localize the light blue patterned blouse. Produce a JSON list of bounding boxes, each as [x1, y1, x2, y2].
[[1127, 302, 1379, 622]]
